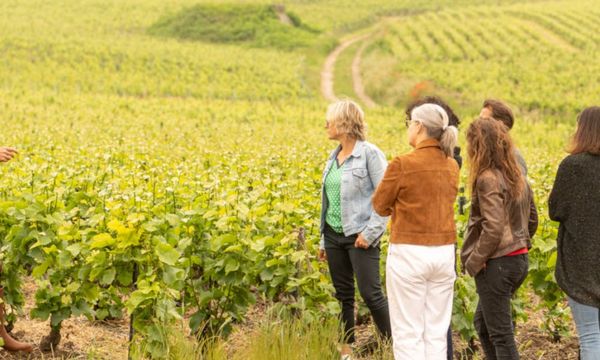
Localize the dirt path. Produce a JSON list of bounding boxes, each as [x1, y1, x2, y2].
[[320, 34, 371, 103], [352, 40, 377, 108]]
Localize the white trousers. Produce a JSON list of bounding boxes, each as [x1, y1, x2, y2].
[[386, 243, 456, 360]]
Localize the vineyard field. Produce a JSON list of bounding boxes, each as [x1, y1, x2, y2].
[[0, 0, 596, 359]]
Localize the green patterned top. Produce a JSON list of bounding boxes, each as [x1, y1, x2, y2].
[[325, 160, 344, 233]]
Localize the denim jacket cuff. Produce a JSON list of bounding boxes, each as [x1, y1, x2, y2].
[[362, 228, 382, 245]]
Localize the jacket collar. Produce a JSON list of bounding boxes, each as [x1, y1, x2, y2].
[[331, 140, 365, 159], [415, 138, 441, 150]]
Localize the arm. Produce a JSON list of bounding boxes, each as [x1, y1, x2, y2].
[[548, 157, 576, 222], [465, 174, 506, 276], [515, 149, 528, 177], [0, 147, 18, 162], [528, 187, 538, 239], [361, 146, 389, 245], [372, 157, 402, 217]]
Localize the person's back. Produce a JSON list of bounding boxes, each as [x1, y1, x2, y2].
[[379, 139, 458, 245], [549, 106, 600, 360], [373, 103, 459, 360], [550, 152, 600, 304]]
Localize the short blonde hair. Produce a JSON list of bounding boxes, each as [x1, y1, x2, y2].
[[326, 99, 366, 141]]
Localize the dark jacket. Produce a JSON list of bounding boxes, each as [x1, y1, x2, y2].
[[549, 153, 600, 308], [372, 138, 459, 246], [461, 169, 538, 276]]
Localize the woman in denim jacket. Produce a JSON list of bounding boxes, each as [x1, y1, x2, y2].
[[318, 99, 391, 359]]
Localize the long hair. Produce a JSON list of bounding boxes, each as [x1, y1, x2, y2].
[[466, 117, 524, 200], [569, 106, 600, 155]]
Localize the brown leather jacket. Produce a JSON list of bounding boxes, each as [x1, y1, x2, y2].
[[461, 169, 538, 276], [372, 139, 459, 246]]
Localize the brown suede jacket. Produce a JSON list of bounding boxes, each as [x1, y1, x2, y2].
[[372, 139, 459, 246], [461, 169, 538, 276]]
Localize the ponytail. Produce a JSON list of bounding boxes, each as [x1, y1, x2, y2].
[[440, 125, 458, 158]]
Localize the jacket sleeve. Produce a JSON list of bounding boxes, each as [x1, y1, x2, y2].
[[372, 157, 402, 217], [549, 157, 576, 222], [361, 146, 389, 244], [528, 188, 538, 239], [515, 149, 528, 177], [465, 175, 505, 276]]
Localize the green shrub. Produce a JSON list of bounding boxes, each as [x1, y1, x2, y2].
[[148, 4, 319, 50]]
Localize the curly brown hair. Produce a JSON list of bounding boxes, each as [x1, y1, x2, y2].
[[466, 117, 524, 200]]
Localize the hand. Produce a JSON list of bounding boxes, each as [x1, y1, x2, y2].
[[0, 147, 18, 162], [354, 234, 369, 249], [318, 249, 327, 262]]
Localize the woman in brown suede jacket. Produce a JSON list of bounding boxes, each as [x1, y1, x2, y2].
[[373, 103, 459, 359], [461, 117, 538, 360]]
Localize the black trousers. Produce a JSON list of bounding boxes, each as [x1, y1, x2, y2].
[[324, 224, 391, 343], [474, 254, 528, 360]]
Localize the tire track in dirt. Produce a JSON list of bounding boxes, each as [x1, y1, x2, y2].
[[321, 34, 371, 103], [352, 40, 377, 108]]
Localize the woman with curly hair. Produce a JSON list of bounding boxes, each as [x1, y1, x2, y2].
[[461, 117, 538, 359]]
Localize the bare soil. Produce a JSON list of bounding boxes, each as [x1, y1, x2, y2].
[[0, 278, 129, 360], [0, 280, 580, 360]]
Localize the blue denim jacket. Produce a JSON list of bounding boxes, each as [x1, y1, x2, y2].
[[320, 140, 389, 249]]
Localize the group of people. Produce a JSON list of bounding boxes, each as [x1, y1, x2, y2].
[[318, 98, 600, 360], [0, 100, 598, 359]]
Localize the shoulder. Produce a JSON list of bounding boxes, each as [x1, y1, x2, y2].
[[557, 154, 584, 175], [556, 153, 599, 179], [446, 156, 460, 172], [362, 141, 385, 158], [476, 170, 502, 192], [386, 156, 403, 173], [560, 153, 593, 167]]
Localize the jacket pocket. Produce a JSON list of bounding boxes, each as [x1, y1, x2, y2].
[[352, 168, 370, 193]]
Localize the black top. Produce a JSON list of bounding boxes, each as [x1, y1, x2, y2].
[[454, 146, 462, 169], [549, 153, 600, 307]]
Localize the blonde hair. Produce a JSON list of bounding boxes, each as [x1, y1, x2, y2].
[[410, 103, 458, 157], [326, 99, 366, 141]]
